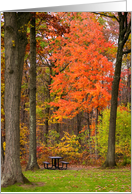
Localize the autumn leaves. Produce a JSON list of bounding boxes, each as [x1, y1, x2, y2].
[[49, 12, 114, 121]]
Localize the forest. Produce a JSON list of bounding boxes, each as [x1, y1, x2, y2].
[[1, 12, 131, 187]]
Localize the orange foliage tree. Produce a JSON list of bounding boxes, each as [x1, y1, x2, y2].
[[50, 12, 114, 121]]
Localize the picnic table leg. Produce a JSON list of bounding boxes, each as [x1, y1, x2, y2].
[[52, 158, 56, 169], [52, 159, 53, 168], [57, 158, 59, 169], [55, 159, 56, 168]]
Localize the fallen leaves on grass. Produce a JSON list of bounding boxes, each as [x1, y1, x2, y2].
[[19, 182, 45, 188], [72, 185, 78, 188]]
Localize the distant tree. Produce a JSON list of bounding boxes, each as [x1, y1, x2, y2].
[[26, 14, 40, 170]]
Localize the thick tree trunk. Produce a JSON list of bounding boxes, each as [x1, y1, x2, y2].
[[104, 50, 122, 166], [104, 12, 131, 167], [26, 14, 39, 170], [1, 12, 31, 187]]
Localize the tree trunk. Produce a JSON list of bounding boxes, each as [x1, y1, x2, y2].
[[26, 14, 39, 170], [95, 108, 98, 160], [127, 60, 131, 104], [45, 107, 50, 145], [87, 112, 92, 157], [1, 12, 31, 187], [76, 113, 81, 144], [20, 61, 29, 124], [56, 122, 60, 143], [1, 133, 5, 176], [77, 113, 81, 135], [104, 12, 131, 167], [44, 67, 52, 145]]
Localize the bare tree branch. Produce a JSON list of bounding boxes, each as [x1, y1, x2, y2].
[[39, 55, 51, 67]]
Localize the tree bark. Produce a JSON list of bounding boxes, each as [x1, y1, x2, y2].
[[1, 12, 31, 187], [1, 133, 5, 176], [76, 113, 81, 144], [26, 14, 39, 170], [55, 106, 60, 143], [44, 107, 50, 145], [127, 60, 131, 104], [87, 112, 92, 157], [95, 108, 98, 160], [104, 12, 131, 167], [44, 66, 52, 145]]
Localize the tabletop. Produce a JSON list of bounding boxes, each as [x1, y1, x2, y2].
[[48, 156, 62, 159]]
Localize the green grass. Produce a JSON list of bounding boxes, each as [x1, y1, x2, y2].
[[1, 168, 131, 192]]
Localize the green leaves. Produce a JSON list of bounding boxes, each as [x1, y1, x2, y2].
[[40, 41, 48, 48], [97, 104, 131, 164]]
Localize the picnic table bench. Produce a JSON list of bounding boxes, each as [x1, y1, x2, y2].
[[43, 161, 50, 169], [60, 161, 69, 170]]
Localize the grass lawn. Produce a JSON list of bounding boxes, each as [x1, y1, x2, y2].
[[1, 166, 131, 192]]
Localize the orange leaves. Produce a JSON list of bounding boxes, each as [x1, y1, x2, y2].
[[48, 12, 115, 120]]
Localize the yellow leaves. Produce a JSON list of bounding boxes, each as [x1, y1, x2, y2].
[[3, 142, 6, 151], [18, 25, 27, 34], [38, 123, 45, 126], [61, 137, 65, 141], [1, 118, 4, 122], [20, 139, 25, 145], [30, 24, 35, 28], [45, 130, 81, 160], [12, 40, 15, 47], [1, 108, 5, 116], [20, 123, 29, 146], [55, 131, 80, 158]]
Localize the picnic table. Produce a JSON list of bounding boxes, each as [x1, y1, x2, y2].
[[43, 156, 69, 170]]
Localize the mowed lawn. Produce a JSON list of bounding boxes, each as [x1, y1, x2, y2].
[[1, 167, 131, 192]]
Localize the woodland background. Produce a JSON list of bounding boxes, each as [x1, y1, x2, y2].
[[1, 12, 131, 169]]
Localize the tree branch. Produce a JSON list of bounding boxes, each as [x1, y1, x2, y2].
[[122, 19, 131, 46], [39, 55, 51, 67], [59, 63, 70, 73], [124, 12, 128, 29], [54, 62, 71, 76], [92, 12, 119, 22], [122, 49, 131, 55]]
